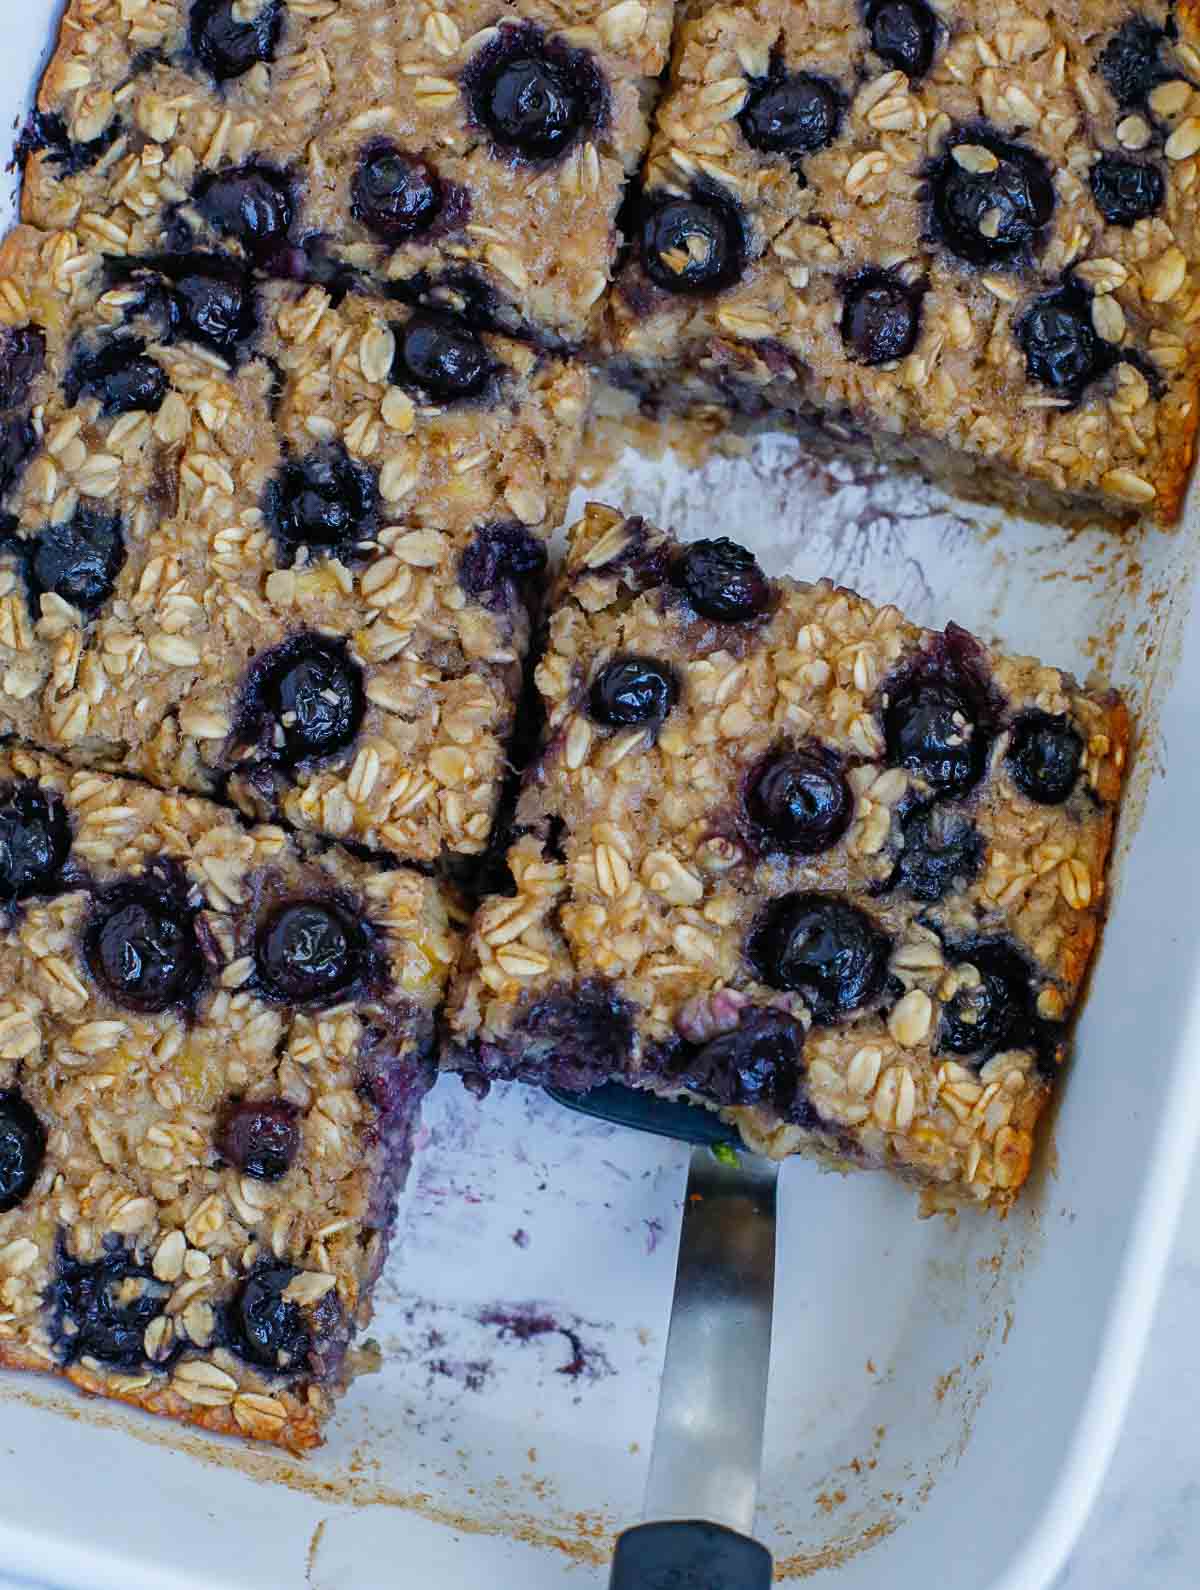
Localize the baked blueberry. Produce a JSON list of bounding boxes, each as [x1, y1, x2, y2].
[[682, 1009, 809, 1116], [459, 521, 548, 610], [0, 416, 35, 499], [746, 744, 853, 855], [867, 0, 938, 79], [930, 131, 1055, 267], [739, 71, 842, 158], [29, 508, 125, 618], [264, 445, 380, 565], [393, 313, 494, 402], [890, 805, 984, 902], [352, 143, 442, 242], [64, 338, 168, 416], [190, 0, 283, 82], [748, 893, 891, 1022], [883, 663, 991, 798], [0, 781, 71, 904], [640, 193, 745, 295], [474, 38, 586, 160], [1006, 710, 1083, 804], [1098, 17, 1170, 109], [18, 110, 121, 178], [841, 270, 924, 365], [218, 1098, 301, 1180], [0, 326, 46, 411], [938, 939, 1035, 1060], [1089, 155, 1165, 226], [255, 900, 367, 1006], [1017, 284, 1115, 402], [588, 657, 679, 728], [51, 1246, 172, 1368], [0, 1091, 45, 1211], [516, 980, 637, 1091], [194, 164, 293, 257], [672, 537, 770, 622], [252, 636, 366, 765], [144, 254, 256, 356], [230, 1265, 313, 1373], [84, 879, 205, 1014]]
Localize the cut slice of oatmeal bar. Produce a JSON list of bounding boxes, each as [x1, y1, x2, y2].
[[0, 744, 457, 1452], [26, 0, 675, 346], [0, 227, 587, 862], [601, 0, 1200, 524], [443, 505, 1129, 1208]]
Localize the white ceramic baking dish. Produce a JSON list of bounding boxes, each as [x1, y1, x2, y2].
[[2, 7, 1200, 1588]]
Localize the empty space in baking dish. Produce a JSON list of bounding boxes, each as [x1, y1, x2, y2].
[[2, 6, 1200, 1589]]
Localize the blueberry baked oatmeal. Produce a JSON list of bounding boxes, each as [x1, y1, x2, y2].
[[444, 506, 1129, 1207], [0, 226, 586, 861], [25, 0, 675, 346], [0, 744, 456, 1452], [602, 0, 1200, 524]]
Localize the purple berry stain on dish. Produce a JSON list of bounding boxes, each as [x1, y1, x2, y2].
[[478, 1305, 615, 1383]]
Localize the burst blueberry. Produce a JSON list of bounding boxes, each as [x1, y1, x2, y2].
[[746, 744, 853, 855], [255, 900, 367, 1006], [931, 131, 1055, 267], [84, 878, 205, 1014], [841, 270, 923, 365], [393, 313, 494, 402], [589, 657, 679, 728], [1006, 711, 1083, 805], [218, 1098, 301, 1181], [867, 0, 938, 79], [352, 143, 442, 242], [1017, 284, 1115, 402], [247, 635, 366, 766], [640, 194, 745, 294], [65, 338, 168, 416], [672, 537, 770, 622], [748, 893, 891, 1023], [28, 508, 125, 618], [0, 781, 71, 904], [230, 1265, 314, 1373], [194, 164, 293, 256], [1089, 155, 1165, 226], [264, 445, 380, 565], [190, 0, 283, 82], [739, 71, 842, 158], [890, 805, 984, 902], [0, 1091, 45, 1212]]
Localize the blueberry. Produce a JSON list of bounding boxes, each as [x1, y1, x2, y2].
[[640, 193, 745, 295], [29, 508, 125, 617], [230, 1265, 313, 1373], [18, 111, 121, 178], [884, 668, 990, 797], [190, 0, 283, 82], [0, 781, 71, 904], [0, 416, 35, 499], [681, 1009, 809, 1117], [890, 805, 984, 902], [1090, 155, 1165, 226], [748, 893, 891, 1022], [458, 521, 548, 609], [0, 326, 46, 410], [479, 48, 584, 160], [218, 1098, 300, 1180], [255, 900, 367, 1006], [588, 657, 679, 728], [65, 338, 168, 416], [1006, 710, 1083, 805], [51, 1246, 172, 1369], [1098, 17, 1169, 109], [931, 131, 1055, 267], [739, 71, 842, 158], [0, 1091, 46, 1211], [746, 744, 853, 855], [938, 939, 1035, 1060], [84, 879, 205, 1014], [194, 164, 293, 256], [515, 979, 636, 1090], [352, 142, 442, 242], [264, 445, 380, 565], [841, 269, 924, 364], [144, 254, 256, 355], [1017, 284, 1115, 402], [867, 0, 938, 79], [393, 313, 494, 402], [254, 636, 365, 764], [672, 537, 770, 622]]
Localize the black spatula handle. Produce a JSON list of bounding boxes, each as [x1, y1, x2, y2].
[[610, 1520, 773, 1590], [546, 1083, 741, 1148]]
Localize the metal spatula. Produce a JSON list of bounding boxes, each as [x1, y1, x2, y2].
[[547, 1084, 777, 1590]]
